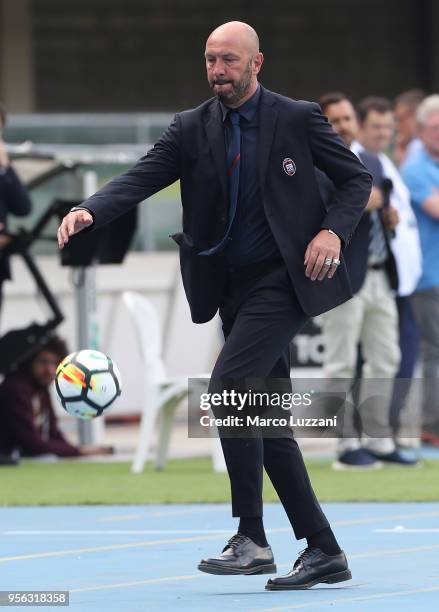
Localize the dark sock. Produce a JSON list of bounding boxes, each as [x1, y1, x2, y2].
[[307, 527, 341, 556], [238, 517, 268, 547]]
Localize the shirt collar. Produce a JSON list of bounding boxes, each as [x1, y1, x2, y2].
[[220, 85, 261, 123]]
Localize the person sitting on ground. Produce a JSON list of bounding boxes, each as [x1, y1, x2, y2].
[[0, 336, 113, 459]]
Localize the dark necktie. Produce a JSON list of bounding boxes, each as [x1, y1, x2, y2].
[[357, 151, 388, 266], [199, 110, 241, 256], [368, 210, 388, 265]]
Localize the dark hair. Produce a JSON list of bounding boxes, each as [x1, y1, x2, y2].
[[394, 88, 426, 112], [0, 102, 6, 128], [318, 92, 353, 115], [18, 335, 69, 373], [357, 96, 392, 123], [39, 336, 69, 362]]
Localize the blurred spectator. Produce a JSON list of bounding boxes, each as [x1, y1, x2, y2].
[[355, 96, 422, 446], [401, 94, 439, 447], [0, 336, 113, 460], [393, 89, 426, 166], [0, 102, 32, 321], [318, 93, 415, 468]]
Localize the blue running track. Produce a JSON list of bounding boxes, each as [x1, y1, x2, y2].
[[1, 502, 439, 611]]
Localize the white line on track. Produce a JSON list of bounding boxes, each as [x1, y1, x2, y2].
[[251, 585, 439, 612], [98, 514, 145, 523], [70, 574, 202, 593], [3, 529, 232, 536], [149, 506, 231, 518], [331, 511, 439, 527], [2, 511, 439, 564], [0, 534, 224, 563], [350, 543, 439, 559], [275, 543, 439, 569], [95, 508, 439, 523], [45, 544, 439, 596], [148, 508, 439, 520], [374, 527, 439, 533], [6, 521, 439, 537]]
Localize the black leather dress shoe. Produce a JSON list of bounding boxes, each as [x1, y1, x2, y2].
[[198, 534, 276, 575], [265, 547, 351, 590]]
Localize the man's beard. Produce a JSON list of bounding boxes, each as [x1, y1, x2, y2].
[[30, 374, 52, 389], [209, 62, 253, 106], [340, 130, 355, 147]]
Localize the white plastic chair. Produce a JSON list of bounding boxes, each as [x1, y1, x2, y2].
[[122, 291, 226, 473]]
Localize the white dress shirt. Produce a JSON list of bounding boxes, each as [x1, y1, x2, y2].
[[351, 141, 422, 296]]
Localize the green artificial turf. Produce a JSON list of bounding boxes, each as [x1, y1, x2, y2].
[[0, 458, 438, 506]]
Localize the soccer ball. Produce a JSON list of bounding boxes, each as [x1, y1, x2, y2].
[[55, 350, 122, 419]]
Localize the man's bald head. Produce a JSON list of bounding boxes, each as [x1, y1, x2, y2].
[[206, 21, 259, 56], [205, 21, 263, 108]]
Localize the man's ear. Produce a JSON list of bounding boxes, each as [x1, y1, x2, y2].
[[254, 52, 264, 75]]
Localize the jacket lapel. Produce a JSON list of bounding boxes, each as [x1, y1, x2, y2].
[[204, 100, 228, 202], [258, 87, 279, 192], [203, 88, 278, 199]]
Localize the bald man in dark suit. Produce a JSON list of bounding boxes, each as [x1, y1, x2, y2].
[[57, 22, 371, 590]]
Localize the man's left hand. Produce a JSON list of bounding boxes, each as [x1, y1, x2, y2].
[[381, 205, 399, 231], [304, 229, 341, 281]]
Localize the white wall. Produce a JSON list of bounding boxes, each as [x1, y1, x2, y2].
[[2, 252, 222, 414]]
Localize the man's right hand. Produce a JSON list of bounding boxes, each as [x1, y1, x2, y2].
[[57, 209, 93, 249]]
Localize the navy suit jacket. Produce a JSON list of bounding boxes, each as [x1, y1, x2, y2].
[[317, 150, 398, 295], [0, 167, 32, 283], [81, 86, 372, 323]]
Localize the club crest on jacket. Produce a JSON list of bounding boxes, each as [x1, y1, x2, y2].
[[283, 158, 296, 176]]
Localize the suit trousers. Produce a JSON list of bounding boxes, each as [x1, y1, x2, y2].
[[208, 257, 329, 540], [411, 287, 439, 435], [389, 296, 420, 433]]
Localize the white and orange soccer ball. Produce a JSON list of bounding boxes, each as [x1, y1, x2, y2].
[[55, 350, 122, 419]]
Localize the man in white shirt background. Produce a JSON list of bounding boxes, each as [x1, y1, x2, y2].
[[354, 96, 422, 447], [317, 93, 420, 468]]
